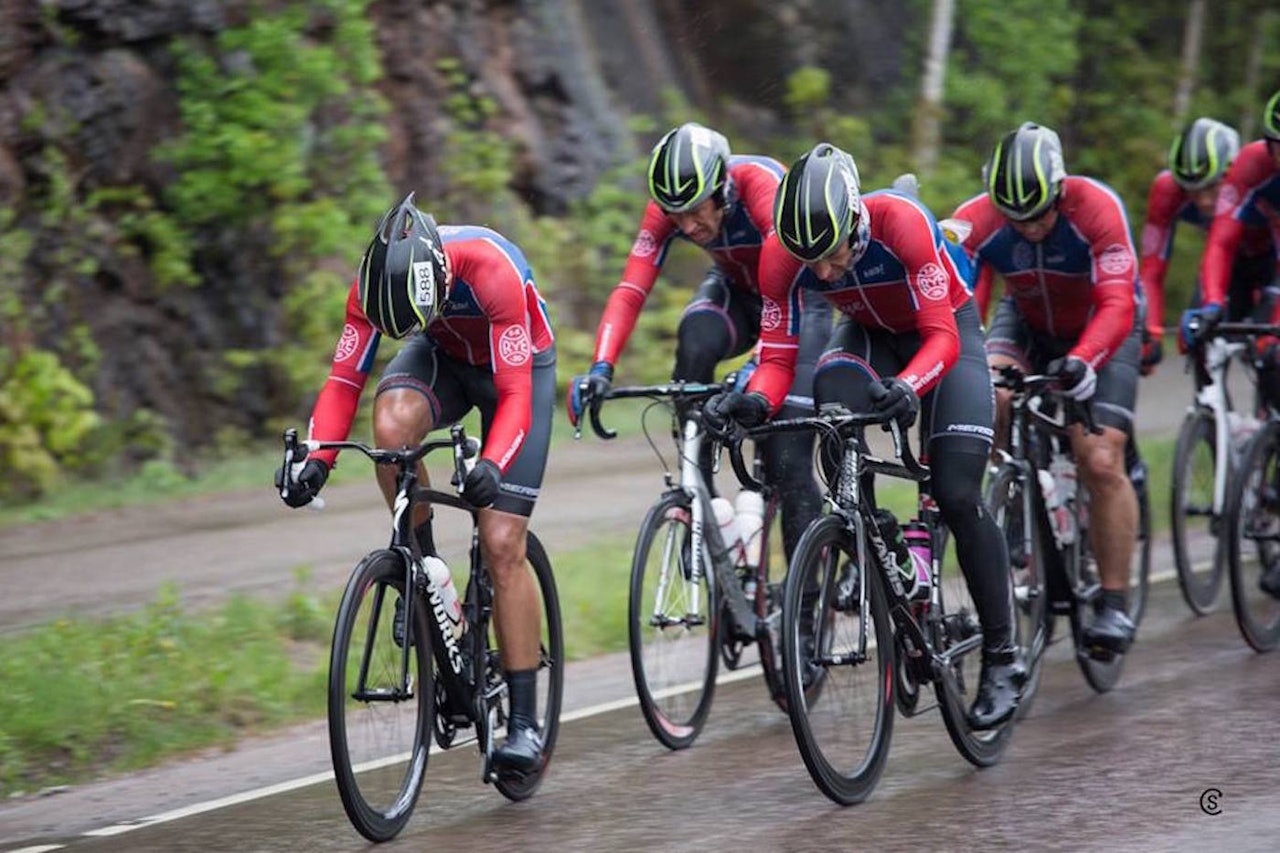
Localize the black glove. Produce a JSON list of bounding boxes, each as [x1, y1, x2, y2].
[[702, 391, 771, 438], [867, 377, 919, 428], [1139, 333, 1163, 376], [1047, 355, 1097, 401], [275, 458, 329, 508], [567, 361, 613, 428], [463, 458, 502, 508]]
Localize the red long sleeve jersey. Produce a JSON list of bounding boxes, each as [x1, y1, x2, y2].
[[592, 155, 785, 365], [747, 191, 971, 411], [1140, 170, 1270, 336], [1200, 140, 1280, 307], [307, 225, 555, 471], [957, 176, 1138, 368]]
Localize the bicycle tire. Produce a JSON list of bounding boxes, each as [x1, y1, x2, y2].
[[1171, 411, 1223, 615], [782, 514, 893, 806], [1225, 421, 1280, 652], [753, 491, 788, 712], [328, 550, 433, 842], [628, 491, 719, 750], [985, 464, 1048, 721], [494, 531, 565, 800]]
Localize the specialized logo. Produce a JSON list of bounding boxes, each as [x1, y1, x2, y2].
[[916, 262, 949, 301], [498, 325, 531, 366], [1098, 244, 1133, 276], [334, 323, 360, 361], [1216, 184, 1240, 216], [632, 229, 657, 258], [761, 297, 782, 331], [411, 260, 436, 308]]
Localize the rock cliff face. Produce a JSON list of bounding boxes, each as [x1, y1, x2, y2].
[[0, 0, 908, 446]]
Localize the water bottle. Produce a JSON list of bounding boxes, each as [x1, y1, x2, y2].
[[711, 496, 746, 565], [734, 489, 765, 568], [423, 554, 465, 639], [903, 520, 932, 601], [1228, 411, 1261, 469], [1038, 464, 1075, 547], [872, 509, 912, 591]]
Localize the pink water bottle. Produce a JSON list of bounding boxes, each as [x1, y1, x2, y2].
[[902, 521, 932, 601]]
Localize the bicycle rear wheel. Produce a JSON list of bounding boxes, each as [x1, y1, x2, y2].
[[753, 491, 788, 711], [1172, 411, 1222, 615], [1225, 422, 1280, 652], [782, 514, 893, 805], [329, 550, 433, 842], [492, 532, 564, 800], [629, 491, 718, 749], [985, 464, 1048, 719]]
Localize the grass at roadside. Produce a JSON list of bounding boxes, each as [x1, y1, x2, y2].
[[0, 433, 1179, 797]]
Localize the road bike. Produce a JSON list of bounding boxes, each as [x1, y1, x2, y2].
[[1171, 321, 1269, 614], [727, 404, 1016, 805], [577, 381, 789, 749], [1221, 367, 1280, 653], [279, 425, 563, 841], [986, 366, 1150, 701]]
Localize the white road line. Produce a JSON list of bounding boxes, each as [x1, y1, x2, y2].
[[62, 557, 1190, 844]]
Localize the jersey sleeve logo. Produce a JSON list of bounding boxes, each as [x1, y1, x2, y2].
[[915, 262, 949, 301], [1098, 243, 1134, 276], [631, 229, 657, 258], [1215, 184, 1240, 216], [1140, 223, 1164, 257], [498, 325, 532, 366], [334, 323, 361, 361], [761, 297, 783, 332]]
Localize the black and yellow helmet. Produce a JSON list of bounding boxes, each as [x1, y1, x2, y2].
[[358, 193, 447, 339], [985, 122, 1067, 222], [1169, 118, 1240, 191], [1264, 89, 1280, 142], [647, 123, 731, 213], [774, 142, 870, 263]]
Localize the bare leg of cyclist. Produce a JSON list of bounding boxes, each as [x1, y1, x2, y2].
[[372, 388, 436, 531], [1070, 423, 1138, 650]]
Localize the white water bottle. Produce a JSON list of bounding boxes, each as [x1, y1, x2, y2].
[[734, 489, 765, 568], [711, 496, 745, 565], [423, 554, 465, 638]]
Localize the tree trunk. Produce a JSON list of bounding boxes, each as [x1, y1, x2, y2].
[[911, 0, 954, 176], [1172, 0, 1205, 127]]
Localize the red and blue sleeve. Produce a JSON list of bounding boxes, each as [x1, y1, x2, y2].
[[1138, 173, 1184, 338], [592, 203, 679, 365], [889, 209, 960, 396], [308, 282, 380, 468], [477, 257, 536, 475], [746, 236, 806, 413], [1069, 194, 1138, 366], [1199, 147, 1272, 307]]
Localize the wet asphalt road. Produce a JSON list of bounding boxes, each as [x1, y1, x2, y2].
[[7, 578, 1278, 853]]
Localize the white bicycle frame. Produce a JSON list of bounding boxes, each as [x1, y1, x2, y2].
[[1195, 335, 1250, 516]]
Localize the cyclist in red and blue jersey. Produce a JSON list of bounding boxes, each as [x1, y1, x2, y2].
[[570, 122, 831, 560], [1182, 90, 1280, 597], [1140, 118, 1268, 380], [705, 143, 1023, 730], [275, 194, 556, 773], [954, 122, 1141, 653]]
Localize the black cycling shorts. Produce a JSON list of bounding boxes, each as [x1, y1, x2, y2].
[[375, 336, 556, 517], [986, 298, 1140, 431]]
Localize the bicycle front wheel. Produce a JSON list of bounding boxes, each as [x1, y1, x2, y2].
[[1225, 422, 1280, 652], [985, 464, 1047, 720], [1172, 411, 1223, 615], [328, 550, 433, 842], [629, 491, 718, 750], [493, 531, 564, 800], [782, 514, 893, 806]]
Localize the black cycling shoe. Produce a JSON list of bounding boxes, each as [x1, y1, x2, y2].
[[493, 724, 544, 776], [968, 645, 1026, 731], [1260, 562, 1280, 599], [1082, 602, 1135, 655]]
